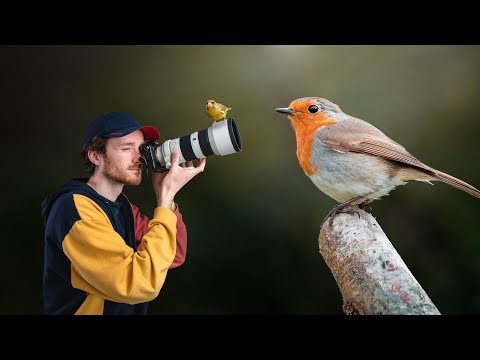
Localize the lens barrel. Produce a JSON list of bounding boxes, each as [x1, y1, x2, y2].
[[155, 118, 242, 167]]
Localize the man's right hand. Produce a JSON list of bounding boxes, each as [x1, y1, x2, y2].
[[153, 151, 206, 210]]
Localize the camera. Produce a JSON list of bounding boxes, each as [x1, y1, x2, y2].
[[139, 118, 242, 174]]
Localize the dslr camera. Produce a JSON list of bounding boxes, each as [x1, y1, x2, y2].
[[139, 118, 242, 174]]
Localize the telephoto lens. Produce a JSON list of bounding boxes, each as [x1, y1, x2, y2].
[[140, 118, 242, 173]]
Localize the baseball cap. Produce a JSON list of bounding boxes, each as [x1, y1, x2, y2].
[[83, 112, 160, 148]]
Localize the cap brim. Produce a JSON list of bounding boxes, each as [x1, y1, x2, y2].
[[140, 126, 160, 141]]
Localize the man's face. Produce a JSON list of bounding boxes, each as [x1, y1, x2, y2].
[[101, 130, 145, 186]]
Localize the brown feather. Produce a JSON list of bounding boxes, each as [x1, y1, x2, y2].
[[431, 170, 480, 198], [350, 139, 431, 170]]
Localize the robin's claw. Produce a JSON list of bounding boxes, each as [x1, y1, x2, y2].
[[323, 203, 362, 229]]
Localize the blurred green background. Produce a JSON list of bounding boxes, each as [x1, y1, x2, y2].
[[2, 45, 479, 314]]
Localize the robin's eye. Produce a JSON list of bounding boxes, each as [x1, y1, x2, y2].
[[308, 105, 318, 114]]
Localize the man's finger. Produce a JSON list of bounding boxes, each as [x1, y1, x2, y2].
[[196, 157, 206, 171], [170, 151, 180, 167]]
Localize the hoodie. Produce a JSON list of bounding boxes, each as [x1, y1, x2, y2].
[[41, 178, 187, 315]]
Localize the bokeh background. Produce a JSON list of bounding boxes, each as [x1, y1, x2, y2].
[[2, 45, 479, 315]]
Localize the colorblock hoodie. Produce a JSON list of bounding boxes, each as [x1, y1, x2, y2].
[[41, 178, 187, 315]]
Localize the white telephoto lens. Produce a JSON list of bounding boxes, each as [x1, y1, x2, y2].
[[208, 120, 238, 156]]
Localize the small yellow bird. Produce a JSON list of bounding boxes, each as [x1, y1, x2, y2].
[[206, 99, 231, 124]]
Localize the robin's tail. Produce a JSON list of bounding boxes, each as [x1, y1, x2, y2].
[[432, 170, 480, 198]]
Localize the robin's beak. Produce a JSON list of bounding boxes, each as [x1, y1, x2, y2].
[[275, 107, 296, 115]]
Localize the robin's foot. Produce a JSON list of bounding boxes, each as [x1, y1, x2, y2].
[[358, 201, 373, 212], [323, 203, 362, 229]]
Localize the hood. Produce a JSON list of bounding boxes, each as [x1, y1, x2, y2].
[[41, 178, 95, 224]]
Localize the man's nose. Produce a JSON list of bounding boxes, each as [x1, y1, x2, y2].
[[134, 146, 143, 162]]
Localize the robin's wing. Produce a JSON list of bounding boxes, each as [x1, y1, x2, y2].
[[318, 117, 433, 171]]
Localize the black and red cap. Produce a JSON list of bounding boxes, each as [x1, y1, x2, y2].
[[83, 112, 159, 148]]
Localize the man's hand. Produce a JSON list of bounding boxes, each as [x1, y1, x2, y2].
[[152, 152, 206, 210]]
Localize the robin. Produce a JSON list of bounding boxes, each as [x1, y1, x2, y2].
[[276, 97, 480, 223]]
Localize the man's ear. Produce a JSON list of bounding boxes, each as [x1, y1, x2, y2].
[[87, 150, 102, 166]]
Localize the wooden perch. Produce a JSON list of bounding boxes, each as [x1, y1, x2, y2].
[[319, 205, 440, 315]]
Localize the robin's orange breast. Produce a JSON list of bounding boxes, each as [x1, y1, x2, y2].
[[294, 118, 335, 176]]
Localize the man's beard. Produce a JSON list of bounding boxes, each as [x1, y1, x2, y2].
[[103, 154, 142, 186]]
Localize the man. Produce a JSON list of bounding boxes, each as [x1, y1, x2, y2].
[[41, 112, 206, 315]]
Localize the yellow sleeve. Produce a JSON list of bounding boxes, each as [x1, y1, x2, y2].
[[63, 194, 177, 304]]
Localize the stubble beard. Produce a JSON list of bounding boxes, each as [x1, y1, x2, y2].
[[103, 154, 142, 186]]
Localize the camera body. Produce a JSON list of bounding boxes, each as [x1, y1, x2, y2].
[[139, 118, 242, 174]]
